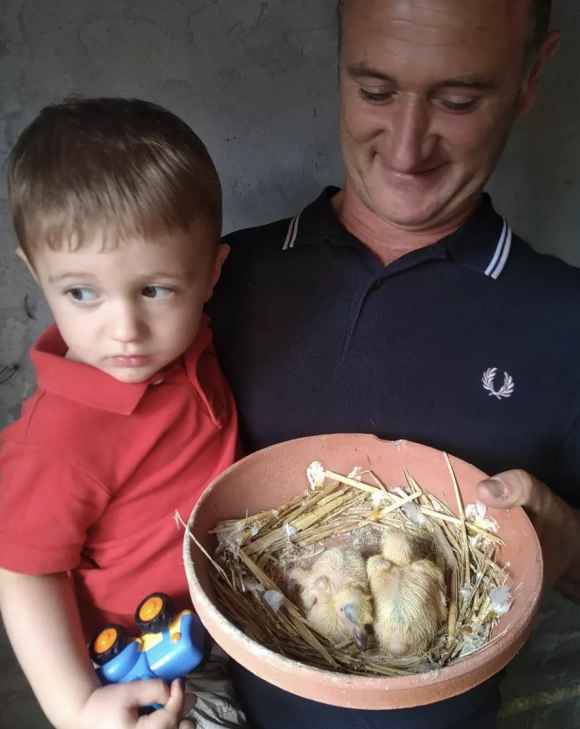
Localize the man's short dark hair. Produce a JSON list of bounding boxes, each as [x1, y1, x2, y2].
[[527, 0, 552, 74], [337, 0, 552, 78]]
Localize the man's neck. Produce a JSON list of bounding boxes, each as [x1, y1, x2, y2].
[[332, 184, 478, 266]]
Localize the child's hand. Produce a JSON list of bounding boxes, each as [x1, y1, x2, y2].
[[78, 678, 186, 729]]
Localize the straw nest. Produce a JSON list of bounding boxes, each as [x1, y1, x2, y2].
[[188, 453, 513, 676]]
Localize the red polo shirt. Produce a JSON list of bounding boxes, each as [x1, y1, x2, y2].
[[0, 315, 238, 638]]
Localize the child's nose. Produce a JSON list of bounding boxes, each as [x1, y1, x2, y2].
[[108, 304, 146, 343]]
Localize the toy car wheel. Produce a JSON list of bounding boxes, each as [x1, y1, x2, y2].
[[135, 592, 174, 633], [89, 624, 129, 666]]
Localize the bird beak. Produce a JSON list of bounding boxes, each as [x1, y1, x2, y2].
[[354, 625, 368, 652], [343, 604, 368, 652]]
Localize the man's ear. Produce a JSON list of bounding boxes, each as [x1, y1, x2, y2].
[[16, 247, 40, 285], [203, 244, 230, 302], [516, 29, 562, 118]]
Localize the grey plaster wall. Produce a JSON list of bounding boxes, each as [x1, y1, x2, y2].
[[1, 0, 580, 425]]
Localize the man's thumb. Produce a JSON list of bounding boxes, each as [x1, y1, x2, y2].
[[476, 469, 543, 513]]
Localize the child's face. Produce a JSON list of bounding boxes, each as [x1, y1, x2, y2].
[[22, 222, 228, 383]]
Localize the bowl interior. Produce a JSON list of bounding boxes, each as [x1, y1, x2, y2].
[[184, 434, 542, 709]]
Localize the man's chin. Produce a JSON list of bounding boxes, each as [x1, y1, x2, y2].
[[370, 196, 449, 231]]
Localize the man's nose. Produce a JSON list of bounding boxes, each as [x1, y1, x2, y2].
[[108, 302, 146, 343], [386, 96, 433, 173]]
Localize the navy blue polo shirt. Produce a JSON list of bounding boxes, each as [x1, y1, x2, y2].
[[210, 187, 580, 507], [208, 187, 580, 729]]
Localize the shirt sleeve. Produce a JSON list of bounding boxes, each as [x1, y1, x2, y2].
[[0, 440, 110, 574], [548, 410, 580, 510]]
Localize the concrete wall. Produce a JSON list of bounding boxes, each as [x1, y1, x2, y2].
[[1, 0, 579, 426]]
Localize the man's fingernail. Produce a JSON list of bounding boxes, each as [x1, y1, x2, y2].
[[481, 478, 507, 499]]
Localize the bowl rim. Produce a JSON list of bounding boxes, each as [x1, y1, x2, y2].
[[183, 434, 543, 695]]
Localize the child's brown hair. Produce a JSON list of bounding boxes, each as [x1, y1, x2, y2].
[[8, 97, 222, 256]]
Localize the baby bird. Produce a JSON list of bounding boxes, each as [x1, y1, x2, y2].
[[380, 528, 435, 567], [290, 547, 373, 651], [367, 529, 447, 656]]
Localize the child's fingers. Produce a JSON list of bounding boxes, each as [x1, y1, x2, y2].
[[144, 679, 185, 728], [165, 678, 185, 716], [180, 690, 196, 729], [182, 693, 197, 714], [127, 678, 172, 710]]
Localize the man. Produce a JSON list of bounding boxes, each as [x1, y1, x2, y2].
[[208, 0, 580, 727]]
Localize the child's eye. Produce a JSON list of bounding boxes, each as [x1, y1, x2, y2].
[[142, 285, 175, 300], [67, 287, 98, 303]]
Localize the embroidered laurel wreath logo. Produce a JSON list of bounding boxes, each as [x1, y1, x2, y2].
[[482, 368, 515, 400]]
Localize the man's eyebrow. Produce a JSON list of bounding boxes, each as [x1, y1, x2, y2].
[[434, 76, 499, 92], [347, 65, 394, 82], [346, 64, 498, 91]]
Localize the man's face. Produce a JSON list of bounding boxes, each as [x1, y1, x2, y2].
[[339, 0, 534, 230]]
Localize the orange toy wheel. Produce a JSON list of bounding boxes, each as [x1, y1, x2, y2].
[[89, 624, 128, 666], [134, 593, 174, 634], [139, 596, 164, 622]]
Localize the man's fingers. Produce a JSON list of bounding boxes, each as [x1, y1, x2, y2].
[[477, 469, 579, 597], [179, 721, 196, 729], [476, 469, 547, 514]]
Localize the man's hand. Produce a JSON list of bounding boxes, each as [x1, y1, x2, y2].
[[477, 469, 580, 601], [78, 679, 193, 729]]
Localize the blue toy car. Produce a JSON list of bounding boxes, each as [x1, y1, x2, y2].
[[89, 593, 207, 687]]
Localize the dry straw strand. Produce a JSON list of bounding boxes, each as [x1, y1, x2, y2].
[[444, 453, 471, 585]]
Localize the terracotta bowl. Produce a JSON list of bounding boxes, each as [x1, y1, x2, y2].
[[183, 434, 542, 709]]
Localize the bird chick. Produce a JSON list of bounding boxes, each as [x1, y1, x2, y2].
[[380, 527, 435, 567], [367, 529, 447, 656], [290, 547, 372, 651]]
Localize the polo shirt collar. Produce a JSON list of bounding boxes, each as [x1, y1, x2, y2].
[[31, 315, 214, 416], [443, 194, 512, 279], [32, 328, 152, 414], [283, 186, 513, 279]]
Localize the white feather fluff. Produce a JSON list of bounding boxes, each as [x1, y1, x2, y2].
[[401, 502, 426, 526], [263, 590, 284, 612], [307, 461, 325, 490], [489, 585, 513, 616]]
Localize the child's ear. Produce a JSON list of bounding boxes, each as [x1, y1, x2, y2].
[[16, 247, 40, 285], [203, 244, 230, 302]]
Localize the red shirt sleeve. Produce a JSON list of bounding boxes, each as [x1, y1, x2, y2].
[[0, 441, 110, 574]]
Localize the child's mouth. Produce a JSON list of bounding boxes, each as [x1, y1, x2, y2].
[[109, 355, 151, 368]]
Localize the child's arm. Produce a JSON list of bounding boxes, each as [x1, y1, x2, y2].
[[0, 568, 186, 729]]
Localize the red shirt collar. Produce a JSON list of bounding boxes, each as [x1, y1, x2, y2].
[[31, 315, 214, 416]]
